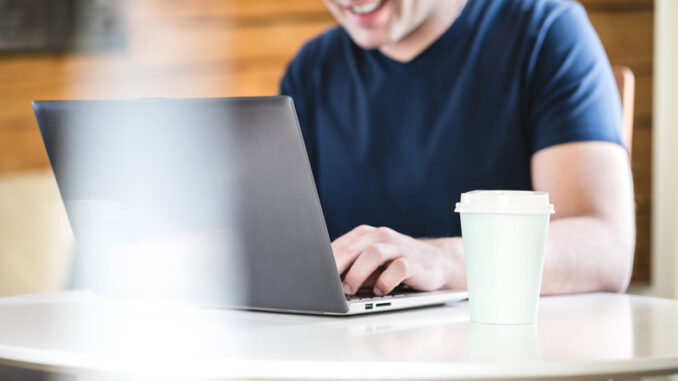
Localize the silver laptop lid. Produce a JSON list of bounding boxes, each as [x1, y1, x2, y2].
[[33, 97, 348, 314]]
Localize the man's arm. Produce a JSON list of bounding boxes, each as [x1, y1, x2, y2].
[[334, 140, 635, 295], [531, 141, 635, 294]]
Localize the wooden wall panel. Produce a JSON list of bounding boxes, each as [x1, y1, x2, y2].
[[134, 0, 329, 19], [583, 0, 654, 283], [0, 0, 335, 173], [0, 0, 654, 284], [588, 10, 653, 69], [0, 129, 47, 173], [581, 0, 653, 9], [634, 74, 653, 121]]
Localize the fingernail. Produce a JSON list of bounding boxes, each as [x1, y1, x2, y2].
[[343, 283, 352, 295], [374, 287, 383, 296]]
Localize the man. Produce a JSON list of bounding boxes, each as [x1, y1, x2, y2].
[[280, 0, 635, 297]]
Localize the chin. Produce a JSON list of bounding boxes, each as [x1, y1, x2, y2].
[[343, 25, 393, 49]]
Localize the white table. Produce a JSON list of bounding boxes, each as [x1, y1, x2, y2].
[[0, 291, 676, 380]]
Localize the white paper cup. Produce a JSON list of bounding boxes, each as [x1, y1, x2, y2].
[[455, 190, 554, 324]]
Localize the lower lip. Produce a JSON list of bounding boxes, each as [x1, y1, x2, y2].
[[346, 0, 389, 25]]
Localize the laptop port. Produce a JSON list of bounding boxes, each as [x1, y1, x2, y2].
[[376, 302, 391, 307], [365, 303, 373, 310]]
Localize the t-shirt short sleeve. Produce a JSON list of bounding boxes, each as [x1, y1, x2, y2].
[[527, 3, 624, 154]]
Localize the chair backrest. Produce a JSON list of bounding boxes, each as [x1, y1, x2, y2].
[[613, 66, 635, 156]]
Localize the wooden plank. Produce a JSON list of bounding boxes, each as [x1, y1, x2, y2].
[[629, 118, 650, 287], [0, 128, 49, 173], [132, 0, 331, 20], [631, 122, 652, 213], [631, 210, 651, 283], [0, 61, 285, 105], [579, 0, 653, 11], [588, 9, 653, 68], [633, 73, 652, 120], [0, 22, 330, 87]]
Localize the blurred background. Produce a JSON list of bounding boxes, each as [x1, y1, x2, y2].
[[0, 0, 676, 299]]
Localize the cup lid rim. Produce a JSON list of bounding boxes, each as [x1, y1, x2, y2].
[[454, 190, 555, 214]]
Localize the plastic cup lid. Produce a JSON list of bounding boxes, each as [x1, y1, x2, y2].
[[454, 190, 555, 215]]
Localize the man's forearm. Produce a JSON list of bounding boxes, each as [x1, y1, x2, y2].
[[539, 216, 634, 295], [530, 142, 635, 295], [423, 215, 634, 294]]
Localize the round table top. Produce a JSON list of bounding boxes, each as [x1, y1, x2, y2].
[[0, 291, 677, 380]]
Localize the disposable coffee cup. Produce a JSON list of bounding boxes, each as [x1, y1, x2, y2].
[[455, 190, 554, 325]]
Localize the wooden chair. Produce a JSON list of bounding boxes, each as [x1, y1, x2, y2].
[[613, 66, 635, 156]]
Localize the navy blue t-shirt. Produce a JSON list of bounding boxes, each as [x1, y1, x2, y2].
[[280, 0, 623, 240]]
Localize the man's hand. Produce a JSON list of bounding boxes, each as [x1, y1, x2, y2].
[[331, 225, 458, 296]]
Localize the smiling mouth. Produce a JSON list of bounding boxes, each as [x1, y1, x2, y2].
[[346, 0, 387, 16]]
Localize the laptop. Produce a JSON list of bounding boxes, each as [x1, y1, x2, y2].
[[33, 96, 467, 315]]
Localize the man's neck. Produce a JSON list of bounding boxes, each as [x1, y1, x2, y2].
[[379, 0, 468, 63]]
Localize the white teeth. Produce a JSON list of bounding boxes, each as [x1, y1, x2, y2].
[[351, 0, 383, 15]]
